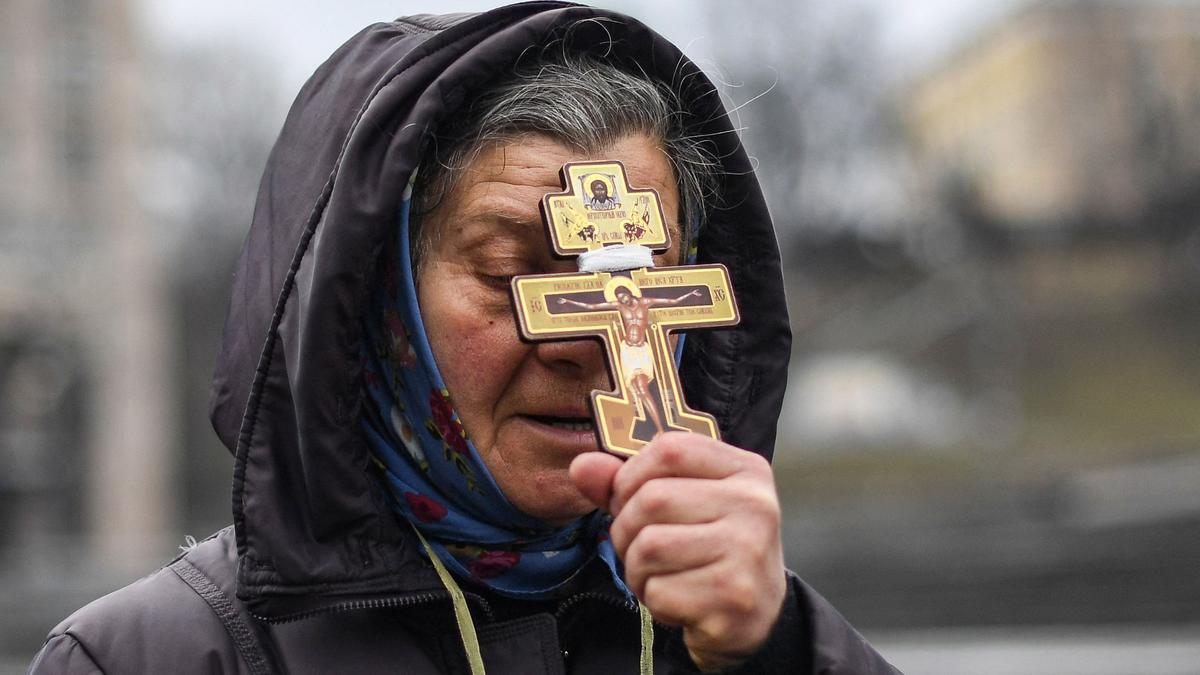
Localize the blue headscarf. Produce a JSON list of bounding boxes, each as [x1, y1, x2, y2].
[[360, 178, 630, 600]]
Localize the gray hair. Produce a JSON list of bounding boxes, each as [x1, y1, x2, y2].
[[411, 52, 718, 271]]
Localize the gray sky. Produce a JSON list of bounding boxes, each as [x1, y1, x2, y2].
[[138, 0, 1023, 99]]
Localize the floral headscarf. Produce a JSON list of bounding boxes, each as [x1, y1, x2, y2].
[[360, 179, 629, 599]]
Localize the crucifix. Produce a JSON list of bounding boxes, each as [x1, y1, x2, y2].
[[511, 160, 739, 457]]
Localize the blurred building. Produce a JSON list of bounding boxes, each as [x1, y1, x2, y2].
[[777, 0, 1200, 633], [2, 0, 284, 665], [0, 0, 174, 585], [788, 0, 1200, 453], [908, 0, 1200, 234], [896, 0, 1200, 453]]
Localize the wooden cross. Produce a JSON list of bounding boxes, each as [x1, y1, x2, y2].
[[511, 161, 739, 457]]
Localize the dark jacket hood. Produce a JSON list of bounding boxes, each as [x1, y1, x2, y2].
[[207, 2, 791, 617]]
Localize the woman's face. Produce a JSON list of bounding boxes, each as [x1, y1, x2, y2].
[[416, 133, 681, 526]]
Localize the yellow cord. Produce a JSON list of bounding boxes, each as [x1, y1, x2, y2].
[[639, 601, 655, 674], [414, 526, 654, 674], [414, 528, 486, 675]]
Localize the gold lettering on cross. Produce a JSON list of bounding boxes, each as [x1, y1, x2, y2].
[[511, 161, 739, 457]]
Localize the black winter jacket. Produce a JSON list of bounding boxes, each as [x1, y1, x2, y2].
[[30, 4, 900, 673]]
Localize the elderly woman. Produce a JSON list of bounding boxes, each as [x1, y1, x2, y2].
[[30, 4, 897, 674]]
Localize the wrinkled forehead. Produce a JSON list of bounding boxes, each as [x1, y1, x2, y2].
[[409, 52, 707, 267], [427, 133, 684, 248]]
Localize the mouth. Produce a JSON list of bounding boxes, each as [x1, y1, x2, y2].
[[524, 414, 595, 433]]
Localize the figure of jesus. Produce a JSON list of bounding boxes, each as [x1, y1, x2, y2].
[[557, 282, 702, 436]]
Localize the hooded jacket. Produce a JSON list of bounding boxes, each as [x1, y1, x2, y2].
[[29, 4, 899, 673]]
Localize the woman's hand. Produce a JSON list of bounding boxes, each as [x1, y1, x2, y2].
[[570, 432, 787, 672]]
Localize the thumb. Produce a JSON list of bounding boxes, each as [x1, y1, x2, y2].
[[569, 451, 623, 512]]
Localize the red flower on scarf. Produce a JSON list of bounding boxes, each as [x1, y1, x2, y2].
[[469, 551, 521, 580], [405, 492, 448, 523], [362, 355, 381, 389], [428, 389, 469, 456], [384, 310, 417, 369]]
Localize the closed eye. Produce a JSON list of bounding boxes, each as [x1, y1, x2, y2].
[[481, 273, 516, 290]]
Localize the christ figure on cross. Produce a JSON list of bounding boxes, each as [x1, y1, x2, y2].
[[512, 159, 738, 456], [557, 279, 702, 436]]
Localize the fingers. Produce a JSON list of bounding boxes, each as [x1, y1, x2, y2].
[[641, 562, 756, 631], [640, 561, 782, 666], [607, 476, 738, 557], [636, 543, 787, 672], [568, 451, 623, 511], [620, 522, 723, 600], [603, 432, 786, 669], [569, 432, 769, 517], [610, 432, 769, 515], [615, 479, 780, 599]]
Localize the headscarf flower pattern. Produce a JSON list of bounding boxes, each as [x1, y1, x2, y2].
[[359, 181, 628, 599]]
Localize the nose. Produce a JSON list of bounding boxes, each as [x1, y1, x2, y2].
[[533, 336, 612, 389]]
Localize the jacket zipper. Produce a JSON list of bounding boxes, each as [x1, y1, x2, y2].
[[252, 587, 629, 630], [554, 590, 637, 621], [252, 589, 495, 625]]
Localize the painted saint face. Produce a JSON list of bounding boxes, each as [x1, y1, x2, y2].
[[416, 134, 681, 525]]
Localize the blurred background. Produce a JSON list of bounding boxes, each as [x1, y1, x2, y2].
[[2, 0, 1198, 672]]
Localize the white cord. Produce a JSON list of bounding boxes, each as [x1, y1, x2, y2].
[[577, 244, 655, 273]]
